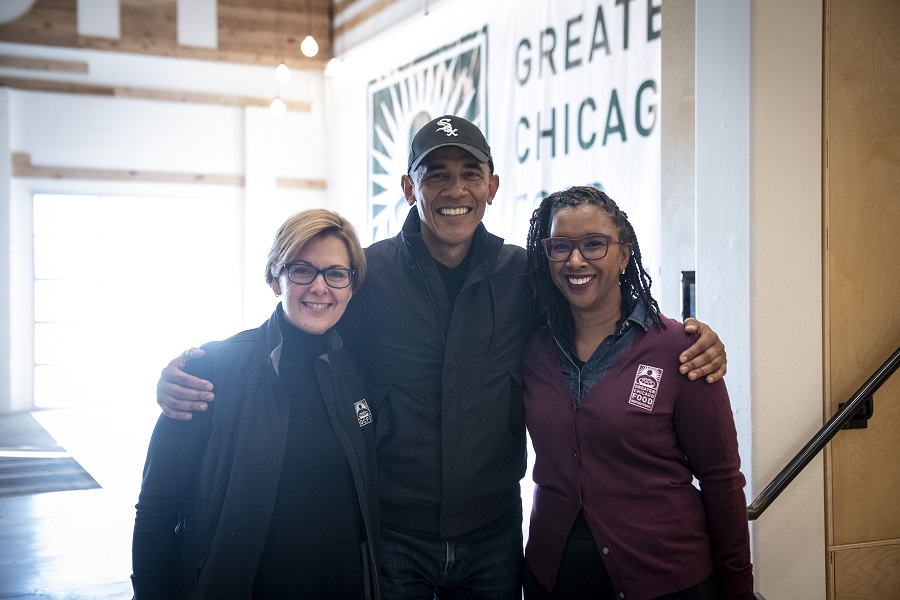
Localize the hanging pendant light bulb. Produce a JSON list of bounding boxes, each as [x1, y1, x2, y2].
[[324, 57, 342, 77], [301, 34, 318, 57], [300, 0, 318, 58], [274, 63, 291, 83], [325, 8, 344, 78], [270, 97, 287, 117], [272, 0, 289, 110]]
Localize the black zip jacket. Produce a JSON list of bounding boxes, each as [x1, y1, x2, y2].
[[132, 307, 381, 599], [338, 208, 541, 537]]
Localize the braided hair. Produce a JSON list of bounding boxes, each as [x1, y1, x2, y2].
[[524, 186, 664, 357]]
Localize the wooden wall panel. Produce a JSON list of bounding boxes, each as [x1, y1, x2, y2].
[[0, 55, 88, 72], [333, 0, 394, 39], [824, 0, 900, 595], [833, 543, 900, 599], [0, 0, 331, 69], [0, 0, 80, 48], [120, 0, 177, 54], [824, 0, 900, 549]]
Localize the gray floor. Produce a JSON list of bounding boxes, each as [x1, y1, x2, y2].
[[0, 490, 135, 599], [0, 408, 158, 600], [0, 406, 534, 599]]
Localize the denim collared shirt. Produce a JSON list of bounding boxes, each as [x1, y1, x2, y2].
[[555, 302, 653, 404]]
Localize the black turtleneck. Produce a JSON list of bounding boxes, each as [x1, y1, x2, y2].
[[252, 313, 364, 599], [434, 250, 471, 307]]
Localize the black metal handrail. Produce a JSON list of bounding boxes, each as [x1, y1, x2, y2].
[[747, 345, 900, 520]]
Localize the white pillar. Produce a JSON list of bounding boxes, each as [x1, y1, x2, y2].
[[748, 1, 826, 598], [660, 1, 696, 318], [695, 0, 753, 494], [0, 88, 11, 414], [695, 1, 826, 597]]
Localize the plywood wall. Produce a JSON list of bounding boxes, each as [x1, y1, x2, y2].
[[0, 0, 332, 69]]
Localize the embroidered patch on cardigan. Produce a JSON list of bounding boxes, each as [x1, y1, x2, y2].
[[628, 364, 663, 412], [354, 400, 373, 427]]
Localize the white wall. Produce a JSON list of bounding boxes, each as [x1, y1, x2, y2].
[[692, 1, 825, 598], [0, 43, 329, 413], [659, 1, 695, 319], [695, 0, 753, 503], [0, 88, 12, 413], [748, 1, 826, 598]]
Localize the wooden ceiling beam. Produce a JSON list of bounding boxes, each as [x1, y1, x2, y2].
[[0, 76, 311, 112], [11, 152, 246, 186], [12, 152, 326, 189], [0, 55, 88, 73]]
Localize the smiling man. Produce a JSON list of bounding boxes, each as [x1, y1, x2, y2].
[[340, 116, 536, 598], [402, 144, 498, 266], [155, 115, 728, 600], [401, 117, 500, 267]]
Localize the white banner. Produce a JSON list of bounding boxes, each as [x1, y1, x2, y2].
[[338, 0, 661, 276]]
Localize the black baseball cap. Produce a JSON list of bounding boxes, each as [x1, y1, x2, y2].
[[407, 114, 493, 174]]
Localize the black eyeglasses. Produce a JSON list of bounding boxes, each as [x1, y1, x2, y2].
[[283, 263, 356, 289], [540, 233, 629, 262]]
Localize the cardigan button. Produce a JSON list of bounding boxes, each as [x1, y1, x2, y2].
[[618, 593, 625, 599], [602, 547, 610, 555]]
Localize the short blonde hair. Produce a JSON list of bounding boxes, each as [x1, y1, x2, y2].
[[265, 209, 367, 292]]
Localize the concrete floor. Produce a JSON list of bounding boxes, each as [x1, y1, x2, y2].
[[0, 405, 537, 599], [0, 406, 159, 600]]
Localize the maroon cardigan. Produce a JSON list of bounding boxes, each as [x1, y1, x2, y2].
[[523, 319, 754, 599]]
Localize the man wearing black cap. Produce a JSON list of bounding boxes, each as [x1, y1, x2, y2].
[[338, 114, 537, 597], [155, 114, 727, 599]]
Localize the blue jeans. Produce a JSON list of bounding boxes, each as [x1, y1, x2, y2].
[[378, 510, 524, 600]]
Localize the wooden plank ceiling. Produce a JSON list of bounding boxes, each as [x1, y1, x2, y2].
[[0, 0, 333, 70]]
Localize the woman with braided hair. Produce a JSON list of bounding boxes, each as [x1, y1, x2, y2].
[[521, 187, 753, 600]]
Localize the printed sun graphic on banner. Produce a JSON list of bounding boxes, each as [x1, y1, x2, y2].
[[367, 28, 488, 243]]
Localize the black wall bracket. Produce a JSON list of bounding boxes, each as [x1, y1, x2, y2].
[[839, 394, 874, 429]]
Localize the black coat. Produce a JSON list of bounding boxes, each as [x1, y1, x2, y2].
[[132, 307, 380, 599], [339, 208, 541, 537]]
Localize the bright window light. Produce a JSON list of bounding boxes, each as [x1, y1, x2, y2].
[[33, 194, 244, 409]]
